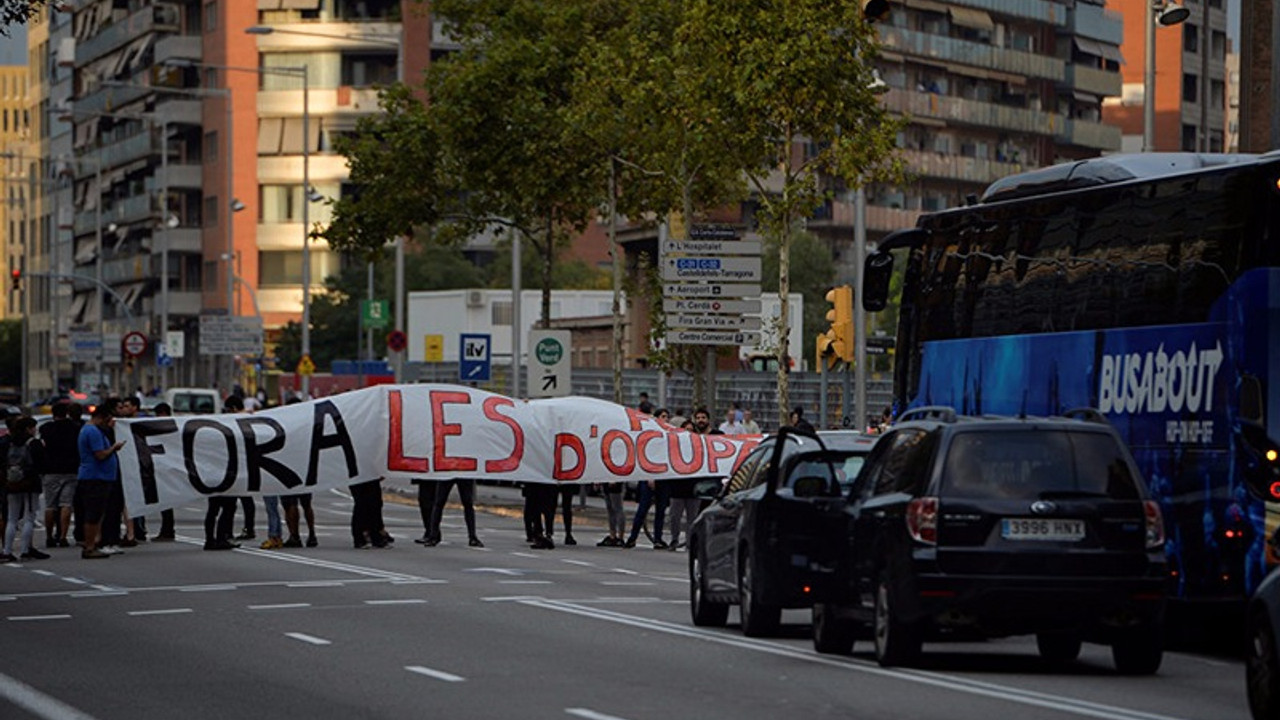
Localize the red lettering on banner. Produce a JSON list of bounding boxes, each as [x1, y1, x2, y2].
[[554, 433, 586, 481], [387, 390, 428, 472], [600, 430, 636, 476], [731, 439, 761, 472], [624, 407, 648, 432], [668, 431, 705, 474], [431, 391, 477, 472], [635, 430, 669, 474], [482, 397, 524, 473], [705, 435, 739, 474]]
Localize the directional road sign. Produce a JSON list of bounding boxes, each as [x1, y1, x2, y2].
[[666, 329, 762, 346], [164, 330, 185, 358], [662, 283, 762, 299], [661, 256, 762, 282], [199, 315, 264, 355], [662, 298, 762, 314], [527, 329, 571, 399], [459, 333, 491, 382], [668, 314, 763, 331], [361, 299, 389, 330], [663, 239, 763, 256]]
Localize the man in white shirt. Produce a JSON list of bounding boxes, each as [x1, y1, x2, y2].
[[718, 407, 744, 435], [740, 409, 761, 435]]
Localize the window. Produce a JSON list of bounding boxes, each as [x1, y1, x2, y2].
[[1182, 73, 1198, 104], [1210, 79, 1225, 109], [1212, 30, 1226, 62], [725, 445, 771, 495], [1182, 23, 1198, 53], [260, 184, 335, 224], [203, 1, 216, 32], [258, 249, 335, 287], [871, 429, 933, 496], [340, 53, 397, 87], [491, 301, 512, 326], [203, 131, 218, 163], [1181, 123, 1198, 151], [942, 431, 1139, 500]]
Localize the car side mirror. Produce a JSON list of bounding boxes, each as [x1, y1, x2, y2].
[[863, 250, 894, 312], [792, 476, 832, 498], [693, 478, 724, 500]]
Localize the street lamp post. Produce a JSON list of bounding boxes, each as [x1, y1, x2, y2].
[[246, 24, 407, 383], [1144, 1, 1191, 152]]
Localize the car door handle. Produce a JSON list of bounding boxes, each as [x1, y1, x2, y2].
[[871, 510, 887, 518]]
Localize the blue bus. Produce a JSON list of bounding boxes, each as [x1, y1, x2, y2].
[[861, 152, 1280, 605]]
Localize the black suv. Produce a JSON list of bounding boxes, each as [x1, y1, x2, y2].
[[813, 407, 1168, 674]]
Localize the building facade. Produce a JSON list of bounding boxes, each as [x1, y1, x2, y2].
[[0, 62, 30, 322], [1102, 0, 1230, 153]]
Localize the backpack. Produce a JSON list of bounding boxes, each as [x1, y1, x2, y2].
[[6, 440, 35, 492]]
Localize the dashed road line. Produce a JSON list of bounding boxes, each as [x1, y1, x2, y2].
[[127, 608, 193, 617], [0, 670, 100, 720], [8, 614, 72, 621], [249, 603, 312, 611], [566, 709, 631, 720], [284, 632, 331, 646], [405, 665, 465, 683], [364, 599, 427, 606]]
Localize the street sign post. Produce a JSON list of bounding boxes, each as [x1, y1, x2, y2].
[[459, 333, 491, 383], [668, 314, 763, 331], [527, 329, 571, 398], [361, 299, 389, 330], [199, 315, 264, 355], [662, 283, 762, 299], [164, 330, 185, 358], [666, 329, 762, 346], [122, 331, 148, 358], [424, 334, 444, 363], [662, 298, 762, 314], [661, 256, 762, 282], [386, 329, 408, 353]]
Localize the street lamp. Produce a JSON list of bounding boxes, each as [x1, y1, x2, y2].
[[1144, 1, 1191, 152], [246, 23, 410, 384]]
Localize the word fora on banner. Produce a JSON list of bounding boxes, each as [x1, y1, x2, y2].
[[119, 385, 760, 512]]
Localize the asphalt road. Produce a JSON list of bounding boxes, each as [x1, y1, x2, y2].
[[0, 483, 1252, 720]]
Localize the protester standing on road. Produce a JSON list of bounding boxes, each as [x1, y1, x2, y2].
[[39, 402, 81, 548], [668, 412, 716, 551], [203, 396, 242, 550], [150, 403, 177, 541], [413, 479, 438, 545], [425, 478, 484, 547], [350, 478, 388, 548], [78, 404, 126, 559], [596, 480, 626, 547], [4, 416, 50, 562], [279, 394, 317, 547], [624, 407, 674, 550]]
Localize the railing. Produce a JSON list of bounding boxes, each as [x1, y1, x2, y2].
[[882, 88, 1066, 139], [1058, 119, 1121, 151], [949, 0, 1067, 27], [1064, 64, 1122, 98], [878, 26, 1064, 83]]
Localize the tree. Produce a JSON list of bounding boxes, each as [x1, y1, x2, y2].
[[761, 230, 836, 349], [1, 0, 45, 29], [680, 0, 905, 424]]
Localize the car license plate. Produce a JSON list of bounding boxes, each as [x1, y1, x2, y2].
[[1001, 518, 1085, 541]]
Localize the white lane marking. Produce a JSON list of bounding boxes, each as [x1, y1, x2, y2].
[[601, 582, 655, 587], [511, 552, 539, 559], [249, 603, 312, 611], [0, 670, 100, 720], [63, 578, 88, 585], [499, 580, 552, 585], [391, 579, 448, 585], [285, 632, 331, 646], [611, 568, 638, 575], [72, 591, 127, 598], [561, 559, 594, 567], [127, 608, 193, 617], [31, 570, 56, 577], [0, 597, 15, 602], [526, 600, 1192, 720], [466, 567, 524, 576], [405, 665, 465, 683], [8, 615, 72, 621], [480, 595, 543, 602], [365, 599, 427, 606], [180, 585, 237, 593], [287, 581, 344, 588], [566, 709, 631, 720], [574, 597, 665, 604]]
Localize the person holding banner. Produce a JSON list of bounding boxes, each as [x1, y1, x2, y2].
[[412, 479, 438, 545], [203, 396, 244, 551], [425, 478, 483, 548], [623, 408, 675, 550]]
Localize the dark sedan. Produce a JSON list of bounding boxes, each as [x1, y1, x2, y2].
[[687, 428, 876, 636]]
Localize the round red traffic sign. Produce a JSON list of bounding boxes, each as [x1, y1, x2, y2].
[[386, 329, 408, 353], [122, 331, 148, 358]]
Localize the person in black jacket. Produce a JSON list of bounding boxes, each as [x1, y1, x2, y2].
[[3, 416, 50, 561], [39, 402, 82, 548]]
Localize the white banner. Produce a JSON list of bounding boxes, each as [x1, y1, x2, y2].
[[118, 385, 760, 513]]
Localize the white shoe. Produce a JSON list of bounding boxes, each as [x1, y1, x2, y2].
[[100, 545, 123, 555]]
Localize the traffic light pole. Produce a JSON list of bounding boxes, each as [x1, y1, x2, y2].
[[854, 186, 868, 431]]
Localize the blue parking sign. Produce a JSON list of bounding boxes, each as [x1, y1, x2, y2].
[[459, 333, 491, 382]]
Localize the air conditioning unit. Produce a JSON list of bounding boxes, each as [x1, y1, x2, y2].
[[57, 38, 76, 68], [466, 289, 485, 307]]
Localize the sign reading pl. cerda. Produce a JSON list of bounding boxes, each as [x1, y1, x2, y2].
[[527, 329, 571, 398]]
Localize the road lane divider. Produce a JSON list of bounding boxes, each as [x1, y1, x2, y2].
[[0, 671, 99, 720], [405, 665, 465, 683], [284, 632, 331, 646]]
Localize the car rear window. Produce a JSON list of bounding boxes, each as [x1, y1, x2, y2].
[[941, 430, 1141, 501]]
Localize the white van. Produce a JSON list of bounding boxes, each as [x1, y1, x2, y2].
[[163, 388, 221, 415]]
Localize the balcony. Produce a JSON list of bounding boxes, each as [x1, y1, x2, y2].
[[103, 254, 151, 284], [883, 88, 1066, 139], [1065, 2, 1123, 46], [154, 98, 202, 127], [1057, 119, 1121, 151], [75, 4, 179, 66], [878, 26, 1064, 84], [951, 0, 1066, 27], [75, 194, 156, 234], [152, 227, 202, 254], [898, 149, 1026, 186], [86, 131, 154, 172], [1064, 64, 1121, 98], [156, 163, 201, 191], [155, 34, 201, 67]]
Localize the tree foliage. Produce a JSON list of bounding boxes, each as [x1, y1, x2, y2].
[[761, 230, 836, 348], [1, 0, 45, 30]]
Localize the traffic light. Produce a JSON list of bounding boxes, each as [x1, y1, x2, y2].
[[9, 268, 19, 292], [819, 285, 854, 364]]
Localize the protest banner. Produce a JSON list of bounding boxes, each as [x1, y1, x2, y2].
[[118, 385, 759, 513]]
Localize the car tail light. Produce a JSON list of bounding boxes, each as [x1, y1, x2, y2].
[[906, 496, 939, 545], [1143, 500, 1165, 549]]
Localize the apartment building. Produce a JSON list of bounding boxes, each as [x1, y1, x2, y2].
[[805, 0, 1126, 277], [0, 62, 30, 322], [1102, 0, 1230, 152], [20, 0, 430, 396]]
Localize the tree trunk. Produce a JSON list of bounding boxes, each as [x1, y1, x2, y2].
[[776, 151, 792, 427], [609, 159, 624, 405], [541, 215, 554, 328]]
